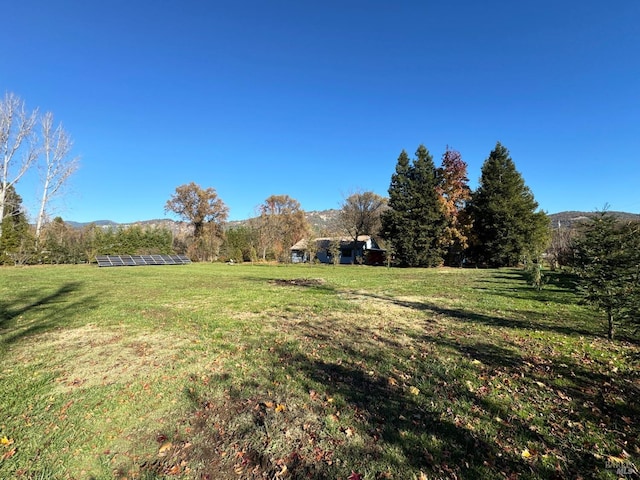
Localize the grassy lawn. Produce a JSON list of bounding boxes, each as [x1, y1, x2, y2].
[[1, 263, 638, 479]]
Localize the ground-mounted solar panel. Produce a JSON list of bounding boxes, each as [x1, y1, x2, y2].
[[96, 255, 113, 267], [141, 255, 154, 264], [111, 256, 126, 266], [151, 254, 169, 264], [122, 256, 136, 266], [95, 254, 191, 267]]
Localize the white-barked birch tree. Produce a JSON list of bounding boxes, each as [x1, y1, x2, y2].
[[0, 93, 38, 239], [35, 112, 79, 239]]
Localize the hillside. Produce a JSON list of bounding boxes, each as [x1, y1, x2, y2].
[[547, 211, 640, 229], [66, 210, 640, 233]]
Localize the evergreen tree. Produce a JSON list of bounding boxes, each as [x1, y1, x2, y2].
[[382, 145, 446, 267], [572, 212, 640, 340], [222, 225, 257, 262], [0, 185, 33, 265], [381, 150, 413, 265], [41, 217, 75, 264], [468, 143, 549, 267]]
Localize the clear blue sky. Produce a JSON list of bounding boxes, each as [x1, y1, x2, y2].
[[2, 0, 638, 223]]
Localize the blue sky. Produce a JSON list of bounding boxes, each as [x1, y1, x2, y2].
[[2, 1, 638, 223]]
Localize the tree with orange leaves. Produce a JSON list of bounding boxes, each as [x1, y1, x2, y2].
[[436, 147, 472, 266]]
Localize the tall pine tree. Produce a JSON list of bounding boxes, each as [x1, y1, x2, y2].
[[468, 142, 549, 267], [382, 145, 446, 267], [0, 185, 33, 265]]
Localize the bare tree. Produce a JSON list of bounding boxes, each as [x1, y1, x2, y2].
[[547, 221, 576, 270], [0, 93, 38, 238], [339, 190, 387, 245], [35, 112, 79, 239]]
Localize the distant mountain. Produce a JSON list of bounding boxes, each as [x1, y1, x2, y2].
[[65, 219, 119, 228], [66, 210, 640, 233], [547, 211, 640, 229], [63, 218, 189, 236], [225, 209, 342, 234]]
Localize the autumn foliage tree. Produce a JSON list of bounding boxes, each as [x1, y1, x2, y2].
[[255, 195, 309, 262], [436, 148, 472, 266], [165, 182, 228, 261]]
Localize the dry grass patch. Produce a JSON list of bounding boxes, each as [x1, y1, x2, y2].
[[13, 325, 194, 392]]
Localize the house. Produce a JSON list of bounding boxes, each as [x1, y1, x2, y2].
[[290, 235, 386, 265]]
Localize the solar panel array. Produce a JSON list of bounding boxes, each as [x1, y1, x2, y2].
[[96, 254, 191, 267]]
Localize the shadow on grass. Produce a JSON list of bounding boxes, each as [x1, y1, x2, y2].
[[136, 271, 638, 479], [419, 331, 640, 474], [0, 282, 97, 347], [145, 322, 638, 478], [277, 349, 550, 478], [293, 289, 639, 477], [240, 276, 338, 294], [353, 283, 608, 340], [279, 316, 638, 478], [475, 270, 580, 305]]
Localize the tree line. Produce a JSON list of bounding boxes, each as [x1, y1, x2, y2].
[[380, 142, 549, 268], [154, 142, 547, 269]]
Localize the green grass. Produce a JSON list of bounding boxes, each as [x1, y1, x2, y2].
[[1, 264, 638, 479]]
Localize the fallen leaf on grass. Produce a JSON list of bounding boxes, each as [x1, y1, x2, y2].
[[348, 472, 363, 480], [275, 404, 286, 413], [0, 436, 13, 446], [409, 386, 420, 395], [2, 448, 16, 460], [607, 454, 628, 464], [158, 442, 172, 456], [521, 448, 532, 459]]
